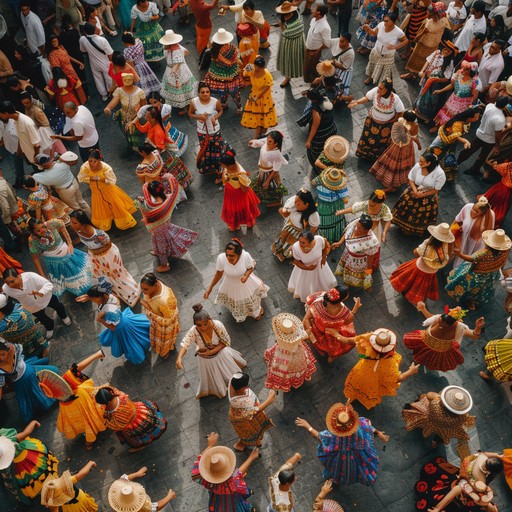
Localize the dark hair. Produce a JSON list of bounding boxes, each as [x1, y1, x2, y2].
[[220, 149, 237, 166], [472, 32, 486, 43], [384, 11, 398, 23], [61, 13, 73, 26], [70, 210, 94, 226], [315, 4, 328, 16], [225, 238, 243, 256], [296, 189, 317, 225], [147, 180, 167, 200], [299, 229, 315, 243], [423, 153, 438, 172], [486, 457, 504, 482], [427, 235, 443, 248], [22, 176, 36, 188], [440, 51, 454, 74], [88, 149, 102, 161], [138, 142, 156, 155], [440, 314, 457, 326], [27, 217, 44, 233], [83, 22, 96, 36], [52, 67, 65, 81], [210, 42, 224, 60], [323, 76, 336, 87], [19, 91, 32, 103], [491, 15, 505, 30], [267, 131, 283, 150], [140, 272, 158, 286], [85, 4, 98, 17], [0, 296, 16, 316], [112, 52, 126, 67], [358, 213, 373, 230], [444, 106, 480, 129], [136, 0, 147, 4], [254, 56, 265, 68], [403, 110, 417, 122], [472, 1, 486, 13], [243, 0, 255, 9], [278, 469, 296, 485], [6, 76, 20, 88], [45, 35, 60, 57], [323, 285, 349, 305], [198, 81, 210, 93], [95, 387, 116, 405], [146, 91, 164, 104], [494, 38, 506, 49], [121, 32, 136, 44], [379, 79, 394, 97], [2, 268, 20, 280], [496, 96, 509, 109], [306, 89, 324, 102], [231, 372, 250, 390], [192, 303, 211, 324], [86, 285, 109, 298], [145, 106, 165, 131], [0, 101, 16, 115], [340, 32, 352, 42]]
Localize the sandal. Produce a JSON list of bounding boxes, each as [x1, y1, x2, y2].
[[479, 371, 491, 381], [400, 72, 414, 80]]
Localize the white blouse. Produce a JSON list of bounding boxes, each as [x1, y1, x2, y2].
[[408, 163, 446, 191]]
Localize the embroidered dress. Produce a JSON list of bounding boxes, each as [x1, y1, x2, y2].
[[98, 295, 150, 364], [483, 162, 512, 227], [136, 150, 166, 183], [130, 3, 164, 62], [181, 320, 246, 398], [306, 291, 355, 359], [276, 13, 305, 79], [191, 458, 254, 512], [446, 247, 509, 307], [268, 463, 294, 512], [241, 69, 277, 130], [160, 45, 198, 108], [142, 283, 179, 358], [27, 185, 71, 224], [484, 339, 512, 381], [229, 388, 274, 446], [123, 39, 161, 95], [317, 419, 379, 485], [335, 220, 380, 289], [101, 387, 167, 448], [356, 0, 387, 50], [0, 427, 58, 506], [29, 219, 92, 297], [111, 86, 147, 150], [264, 339, 317, 392]]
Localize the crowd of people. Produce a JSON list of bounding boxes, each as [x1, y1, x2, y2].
[[0, 0, 512, 510]]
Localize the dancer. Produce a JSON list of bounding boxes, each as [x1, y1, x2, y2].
[[268, 453, 302, 512], [130, 0, 165, 62]]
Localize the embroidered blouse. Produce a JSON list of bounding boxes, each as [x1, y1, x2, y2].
[[98, 295, 122, 325], [181, 319, 230, 352], [29, 219, 66, 255]]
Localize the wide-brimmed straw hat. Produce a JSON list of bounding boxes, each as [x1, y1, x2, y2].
[[198, 446, 236, 484], [482, 229, 512, 251], [506, 75, 512, 96], [108, 479, 147, 512], [41, 471, 75, 507], [272, 313, 308, 350], [369, 328, 396, 354], [320, 168, 347, 191], [276, 1, 297, 13], [316, 60, 336, 77], [38, 369, 74, 402], [323, 136, 349, 164], [326, 403, 359, 437], [0, 436, 16, 470], [440, 385, 473, 415], [427, 223, 455, 243], [159, 29, 183, 46], [212, 28, 234, 45]]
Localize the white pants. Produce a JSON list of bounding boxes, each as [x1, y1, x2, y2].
[[56, 179, 92, 217], [91, 65, 112, 97]]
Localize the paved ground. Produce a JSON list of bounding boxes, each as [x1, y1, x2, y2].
[[1, 2, 512, 511]]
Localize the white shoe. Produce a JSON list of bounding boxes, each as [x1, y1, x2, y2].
[[46, 330, 54, 340], [63, 316, 71, 326]]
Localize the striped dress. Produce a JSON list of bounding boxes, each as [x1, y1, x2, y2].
[[276, 14, 305, 79]]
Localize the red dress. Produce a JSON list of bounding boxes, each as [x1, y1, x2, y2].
[[45, 76, 86, 110], [483, 162, 512, 227]]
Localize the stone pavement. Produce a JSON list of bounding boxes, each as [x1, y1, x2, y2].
[[1, 3, 512, 511]]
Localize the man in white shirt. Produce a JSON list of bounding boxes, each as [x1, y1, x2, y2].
[[20, 2, 46, 55], [2, 269, 71, 339], [304, 3, 332, 83], [329, 33, 355, 100], [478, 40, 506, 90], [32, 153, 92, 215], [459, 97, 508, 176], [454, 1, 486, 55], [0, 119, 26, 188], [51, 103, 100, 162], [79, 22, 114, 101]]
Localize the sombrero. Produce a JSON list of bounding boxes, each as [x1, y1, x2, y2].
[[325, 403, 359, 437], [41, 471, 75, 507], [369, 328, 396, 354], [276, 1, 297, 13], [319, 167, 347, 191], [198, 446, 236, 484], [427, 223, 455, 243], [108, 479, 147, 512], [272, 313, 308, 350], [440, 385, 473, 415], [316, 60, 336, 77], [323, 136, 349, 164], [482, 229, 512, 251], [212, 28, 234, 45], [159, 29, 183, 46]]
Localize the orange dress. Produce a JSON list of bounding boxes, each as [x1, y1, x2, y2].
[[0, 247, 23, 274]]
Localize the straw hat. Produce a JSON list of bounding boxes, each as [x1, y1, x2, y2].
[[276, 1, 297, 13], [319, 168, 347, 191], [41, 471, 75, 507], [325, 403, 359, 437], [323, 136, 349, 164], [272, 313, 308, 350], [482, 229, 512, 251], [322, 500, 345, 512], [59, 151, 79, 164], [506, 75, 512, 96], [316, 60, 336, 77], [0, 436, 16, 470], [38, 369, 74, 402], [440, 385, 473, 415], [159, 29, 183, 46], [427, 223, 455, 243], [108, 479, 147, 512], [121, 73, 135, 85], [369, 328, 396, 354], [198, 446, 236, 484], [212, 28, 234, 45]]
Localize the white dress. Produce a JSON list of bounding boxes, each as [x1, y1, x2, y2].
[[215, 250, 269, 322], [180, 320, 246, 398], [288, 236, 337, 303]]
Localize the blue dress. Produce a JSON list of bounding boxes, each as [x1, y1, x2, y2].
[[99, 295, 150, 365]]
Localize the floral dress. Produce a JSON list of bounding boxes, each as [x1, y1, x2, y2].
[[123, 39, 161, 95], [111, 86, 147, 149], [130, 2, 164, 62], [241, 69, 277, 130]]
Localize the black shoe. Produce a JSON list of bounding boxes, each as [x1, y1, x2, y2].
[[463, 168, 481, 176]]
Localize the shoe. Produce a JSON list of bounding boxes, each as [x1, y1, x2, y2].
[[46, 329, 54, 340], [101, 95, 108, 101], [63, 316, 71, 326], [463, 168, 481, 176]]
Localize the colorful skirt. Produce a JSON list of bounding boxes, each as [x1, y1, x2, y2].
[[167, 126, 188, 157], [406, 5, 428, 40], [117, 114, 147, 150], [196, 131, 230, 175], [149, 221, 199, 265], [115, 399, 167, 448], [133, 60, 161, 95], [356, 116, 393, 162], [403, 330, 464, 371], [390, 259, 439, 304], [317, 198, 346, 244], [161, 69, 197, 109], [221, 184, 261, 231], [276, 26, 305, 79], [1, 320, 46, 359], [99, 308, 150, 364], [229, 407, 274, 446], [484, 339, 512, 381], [135, 20, 164, 62], [272, 222, 302, 261], [142, 306, 179, 358], [370, 142, 416, 189], [434, 93, 473, 126], [204, 73, 244, 103], [406, 42, 437, 74], [366, 50, 395, 85], [163, 151, 193, 189], [414, 80, 450, 122], [391, 188, 438, 236], [43, 249, 92, 297], [335, 251, 373, 290], [356, 6, 386, 50], [250, 175, 287, 206], [483, 181, 511, 227], [427, 136, 459, 181], [445, 265, 500, 307], [241, 93, 278, 130]]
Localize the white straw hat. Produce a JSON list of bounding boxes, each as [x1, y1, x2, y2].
[[212, 28, 234, 45], [0, 436, 16, 470], [159, 29, 183, 46]]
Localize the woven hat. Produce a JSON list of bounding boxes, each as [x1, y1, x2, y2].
[[108, 479, 147, 512], [323, 499, 345, 512], [325, 403, 359, 437], [369, 328, 396, 354], [38, 369, 74, 402], [0, 436, 15, 470], [276, 1, 297, 13], [316, 60, 336, 77], [427, 223, 455, 243], [272, 313, 308, 350], [212, 28, 234, 45], [323, 136, 349, 164], [198, 446, 236, 484], [320, 167, 347, 191], [159, 29, 183, 46], [482, 229, 512, 251], [41, 471, 75, 507], [440, 385, 473, 415], [59, 151, 79, 164], [506, 75, 512, 95]]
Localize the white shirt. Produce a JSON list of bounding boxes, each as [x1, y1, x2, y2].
[[455, 15, 487, 52], [33, 162, 75, 189], [21, 11, 46, 54], [408, 163, 446, 191], [64, 105, 99, 148], [366, 88, 405, 122], [0, 120, 18, 154], [374, 22, 405, 55], [476, 103, 506, 144], [282, 195, 320, 229], [79, 34, 113, 69], [3, 272, 54, 312], [478, 43, 505, 89], [306, 16, 332, 50], [15, 112, 41, 163], [329, 39, 355, 70], [447, 2, 467, 24]]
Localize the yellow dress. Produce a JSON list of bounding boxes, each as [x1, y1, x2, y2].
[[77, 162, 137, 231], [241, 69, 278, 130], [60, 476, 98, 512], [142, 283, 180, 358], [343, 333, 402, 409]]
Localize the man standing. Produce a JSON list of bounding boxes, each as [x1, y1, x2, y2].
[[304, 4, 332, 83], [20, 2, 46, 55], [454, 1, 486, 56], [79, 23, 113, 101], [329, 32, 355, 101], [32, 153, 92, 216], [327, 0, 351, 37], [190, 0, 219, 57], [478, 40, 506, 92], [51, 102, 100, 162]]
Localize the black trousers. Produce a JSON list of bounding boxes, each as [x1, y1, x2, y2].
[[457, 136, 495, 173], [33, 294, 67, 331]]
